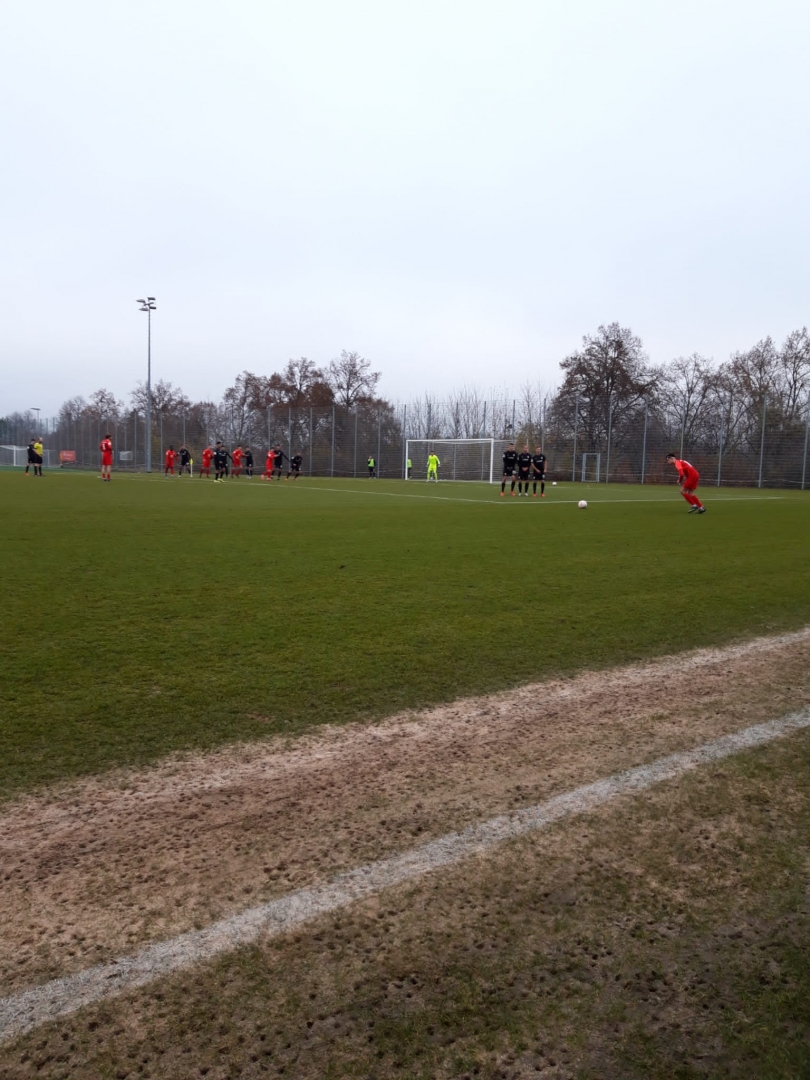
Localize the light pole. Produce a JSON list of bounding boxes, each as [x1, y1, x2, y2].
[[137, 297, 156, 471], [31, 407, 41, 432]]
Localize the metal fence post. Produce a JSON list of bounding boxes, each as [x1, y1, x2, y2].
[[605, 401, 613, 483], [402, 404, 407, 477], [309, 408, 313, 475], [377, 410, 382, 478], [640, 403, 648, 484], [330, 405, 335, 477], [288, 407, 292, 461], [679, 396, 686, 460], [802, 415, 809, 491], [572, 394, 578, 482], [758, 396, 767, 489], [353, 408, 358, 477], [716, 400, 725, 486]]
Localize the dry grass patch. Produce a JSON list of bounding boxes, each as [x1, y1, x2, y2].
[[3, 729, 809, 1079], [2, 634, 809, 998]]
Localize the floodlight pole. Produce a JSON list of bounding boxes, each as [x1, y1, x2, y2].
[[137, 297, 157, 471]]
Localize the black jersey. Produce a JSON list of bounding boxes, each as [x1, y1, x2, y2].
[[179, 448, 191, 465], [532, 453, 546, 474], [273, 449, 286, 466], [290, 454, 303, 469], [517, 452, 532, 471], [503, 449, 518, 472], [27, 444, 37, 463], [244, 450, 254, 466]]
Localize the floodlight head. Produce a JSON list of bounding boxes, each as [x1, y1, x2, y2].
[[147, 296, 155, 301], [137, 298, 146, 303]]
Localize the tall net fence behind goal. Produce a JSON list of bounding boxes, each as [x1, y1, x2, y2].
[[405, 439, 512, 482]]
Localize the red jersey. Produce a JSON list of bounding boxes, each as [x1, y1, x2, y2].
[[202, 448, 213, 465], [266, 451, 276, 467], [671, 458, 699, 485], [100, 438, 112, 455], [165, 449, 177, 466], [233, 448, 243, 465]]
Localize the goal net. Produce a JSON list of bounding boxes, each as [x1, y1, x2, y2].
[[405, 439, 510, 482], [0, 445, 56, 468]]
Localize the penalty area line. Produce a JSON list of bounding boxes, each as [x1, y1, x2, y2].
[[0, 707, 809, 1045]]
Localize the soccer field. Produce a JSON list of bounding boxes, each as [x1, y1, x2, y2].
[[2, 470, 809, 801]]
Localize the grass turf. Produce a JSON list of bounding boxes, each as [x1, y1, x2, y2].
[[1, 471, 808, 800]]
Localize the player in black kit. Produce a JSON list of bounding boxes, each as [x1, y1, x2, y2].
[[272, 444, 286, 480], [501, 443, 518, 497], [287, 453, 303, 480], [516, 445, 532, 496], [244, 446, 254, 478], [213, 442, 231, 483], [178, 445, 192, 475], [532, 447, 547, 497]]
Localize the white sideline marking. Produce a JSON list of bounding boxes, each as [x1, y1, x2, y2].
[[305, 484, 788, 506], [1, 709, 809, 1045]]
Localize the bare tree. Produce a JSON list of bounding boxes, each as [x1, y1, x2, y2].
[[326, 351, 381, 409]]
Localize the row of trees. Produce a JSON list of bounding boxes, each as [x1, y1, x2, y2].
[[4, 330, 808, 472]]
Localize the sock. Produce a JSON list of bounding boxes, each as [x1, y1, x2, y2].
[[532, 482, 536, 493], [501, 481, 505, 492], [541, 482, 545, 494], [511, 480, 516, 492]]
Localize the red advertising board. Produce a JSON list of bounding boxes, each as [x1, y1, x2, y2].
[[59, 450, 76, 464]]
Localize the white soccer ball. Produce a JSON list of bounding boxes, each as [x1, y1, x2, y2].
[[578, 500, 588, 509], [552, 481, 557, 486]]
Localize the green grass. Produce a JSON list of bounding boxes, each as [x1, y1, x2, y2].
[[2, 471, 809, 800]]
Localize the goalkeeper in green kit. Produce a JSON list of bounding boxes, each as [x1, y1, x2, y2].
[[426, 452, 440, 482]]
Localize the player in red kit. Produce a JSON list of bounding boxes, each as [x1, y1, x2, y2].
[[164, 446, 178, 476], [199, 446, 214, 478], [263, 449, 276, 479], [99, 434, 113, 481], [667, 453, 705, 514], [232, 445, 244, 477]]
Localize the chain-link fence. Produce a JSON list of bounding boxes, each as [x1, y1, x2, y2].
[[2, 397, 810, 487]]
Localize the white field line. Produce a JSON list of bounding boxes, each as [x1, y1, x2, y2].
[[304, 485, 788, 507], [1, 708, 809, 1045]]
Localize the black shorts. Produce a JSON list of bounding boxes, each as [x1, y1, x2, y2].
[[503, 468, 515, 478], [532, 472, 545, 481], [518, 469, 530, 481], [290, 466, 300, 474]]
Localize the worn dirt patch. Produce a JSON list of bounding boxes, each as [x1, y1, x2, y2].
[[1, 629, 809, 996]]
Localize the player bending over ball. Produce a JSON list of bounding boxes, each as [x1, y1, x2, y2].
[[667, 453, 705, 514], [426, 452, 440, 481], [501, 443, 518, 496], [516, 445, 532, 496], [287, 452, 303, 480], [532, 446, 547, 497], [100, 433, 113, 481]]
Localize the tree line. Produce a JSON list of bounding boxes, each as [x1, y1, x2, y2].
[[4, 328, 809, 460]]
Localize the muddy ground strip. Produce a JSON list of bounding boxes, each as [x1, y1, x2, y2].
[[2, 628, 810, 1003]]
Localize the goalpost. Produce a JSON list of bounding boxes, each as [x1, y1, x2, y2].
[[404, 439, 505, 482]]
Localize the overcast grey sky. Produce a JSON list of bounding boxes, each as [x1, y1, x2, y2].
[[1, 0, 808, 416]]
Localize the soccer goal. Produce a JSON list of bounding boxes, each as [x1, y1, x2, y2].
[[405, 439, 502, 482]]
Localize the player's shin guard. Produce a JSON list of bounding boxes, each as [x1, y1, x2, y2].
[[510, 480, 516, 492], [541, 481, 545, 494], [501, 481, 506, 492]]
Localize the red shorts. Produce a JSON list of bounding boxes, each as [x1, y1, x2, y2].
[[102, 453, 113, 467], [682, 472, 699, 490]]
